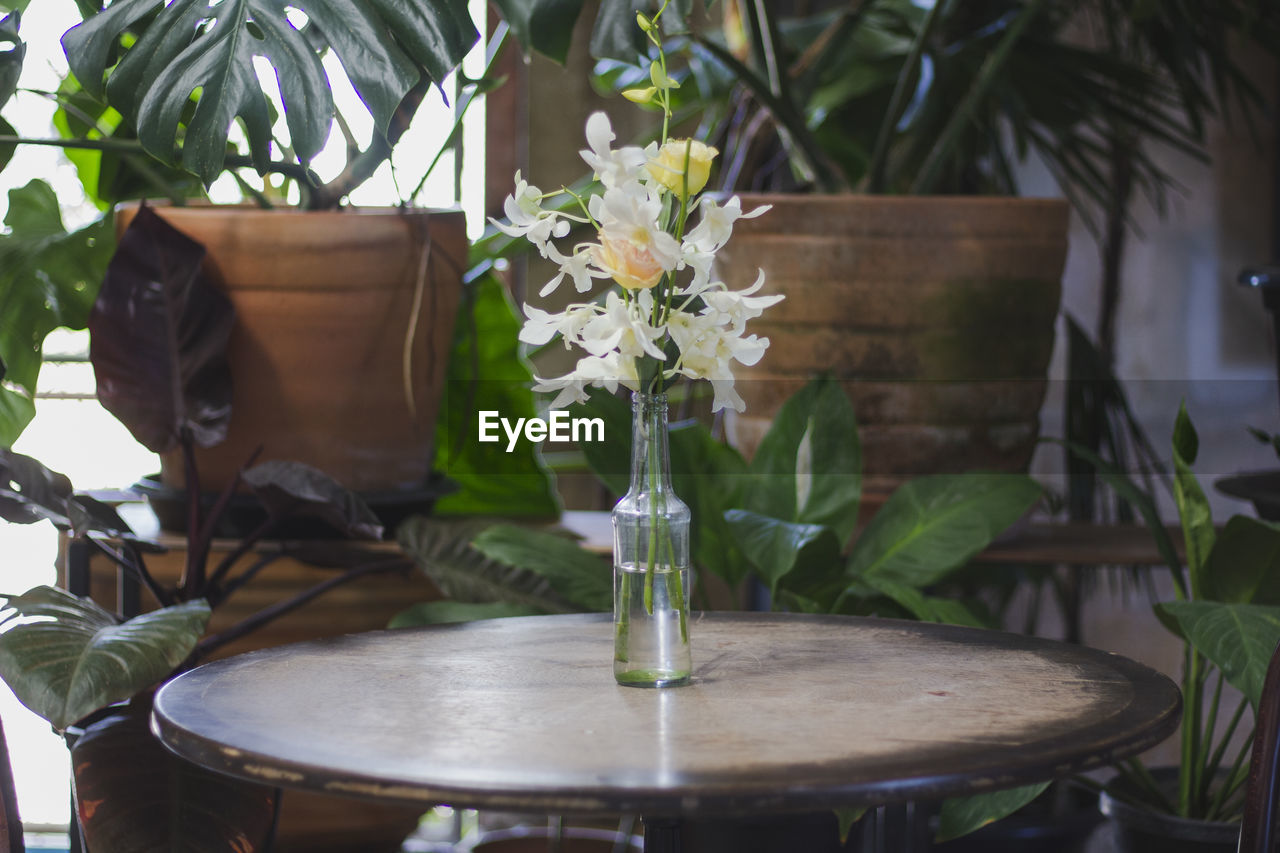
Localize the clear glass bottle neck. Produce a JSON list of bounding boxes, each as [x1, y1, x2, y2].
[[628, 391, 673, 495]]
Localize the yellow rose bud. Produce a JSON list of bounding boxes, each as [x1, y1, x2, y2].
[[647, 139, 718, 198], [595, 232, 664, 290]]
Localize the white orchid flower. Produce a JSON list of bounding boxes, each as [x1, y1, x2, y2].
[[518, 302, 598, 348], [579, 291, 667, 360], [538, 246, 608, 298], [489, 173, 567, 245], [682, 196, 771, 255], [533, 351, 638, 409], [700, 271, 784, 332], [579, 112, 649, 189]]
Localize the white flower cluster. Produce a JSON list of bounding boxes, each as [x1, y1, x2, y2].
[[492, 112, 780, 413]]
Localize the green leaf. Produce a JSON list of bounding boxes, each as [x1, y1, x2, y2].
[[669, 420, 750, 589], [492, 0, 586, 64], [388, 600, 543, 628], [860, 577, 988, 628], [52, 75, 202, 208], [1172, 403, 1215, 596], [73, 706, 276, 852], [1201, 516, 1280, 605], [0, 447, 73, 526], [936, 782, 1050, 843], [846, 474, 1042, 588], [569, 387, 632, 498], [433, 274, 559, 516], [834, 807, 866, 844], [0, 11, 23, 112], [722, 508, 840, 597], [1158, 600, 1280, 709], [745, 376, 862, 541], [0, 587, 210, 731], [0, 181, 114, 444], [472, 524, 612, 612], [62, 0, 478, 183], [396, 516, 575, 613], [589, 0, 648, 62]]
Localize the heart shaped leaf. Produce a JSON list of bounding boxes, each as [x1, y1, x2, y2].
[[73, 705, 276, 852], [746, 375, 862, 542], [1157, 600, 1280, 709], [241, 460, 383, 539], [89, 205, 234, 453], [937, 783, 1051, 843], [1201, 515, 1280, 605], [847, 473, 1042, 588], [0, 586, 210, 730], [723, 509, 841, 598]]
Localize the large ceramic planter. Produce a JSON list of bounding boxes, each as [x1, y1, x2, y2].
[[1099, 771, 1239, 853], [116, 205, 466, 497], [716, 195, 1066, 491]]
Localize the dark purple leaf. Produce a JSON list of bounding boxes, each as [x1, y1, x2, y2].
[[67, 494, 133, 538], [89, 206, 235, 453], [72, 704, 276, 852], [0, 447, 72, 526], [242, 460, 384, 539]]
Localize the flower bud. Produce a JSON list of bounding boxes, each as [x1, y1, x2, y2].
[[647, 139, 718, 198], [623, 86, 658, 104]]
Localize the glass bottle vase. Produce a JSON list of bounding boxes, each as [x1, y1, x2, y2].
[[612, 391, 692, 687]]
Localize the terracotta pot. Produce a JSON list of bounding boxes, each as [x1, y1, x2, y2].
[[115, 205, 466, 495], [716, 195, 1066, 491]]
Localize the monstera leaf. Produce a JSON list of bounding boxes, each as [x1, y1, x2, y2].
[[0, 10, 22, 112], [0, 586, 210, 730], [0, 447, 73, 525], [73, 705, 277, 852], [61, 0, 478, 184], [89, 205, 234, 453]]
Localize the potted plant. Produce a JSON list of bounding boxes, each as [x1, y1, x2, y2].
[[583, 0, 1279, 498], [1068, 403, 1280, 851], [0, 0, 649, 503]]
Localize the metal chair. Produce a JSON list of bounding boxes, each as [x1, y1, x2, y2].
[[1241, 639, 1280, 852]]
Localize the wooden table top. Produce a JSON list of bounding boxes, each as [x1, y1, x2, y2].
[[152, 612, 1180, 817]]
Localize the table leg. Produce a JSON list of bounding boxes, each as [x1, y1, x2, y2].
[[865, 802, 929, 853], [641, 815, 682, 853]]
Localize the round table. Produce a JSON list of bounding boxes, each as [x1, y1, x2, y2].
[[152, 612, 1180, 848]]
